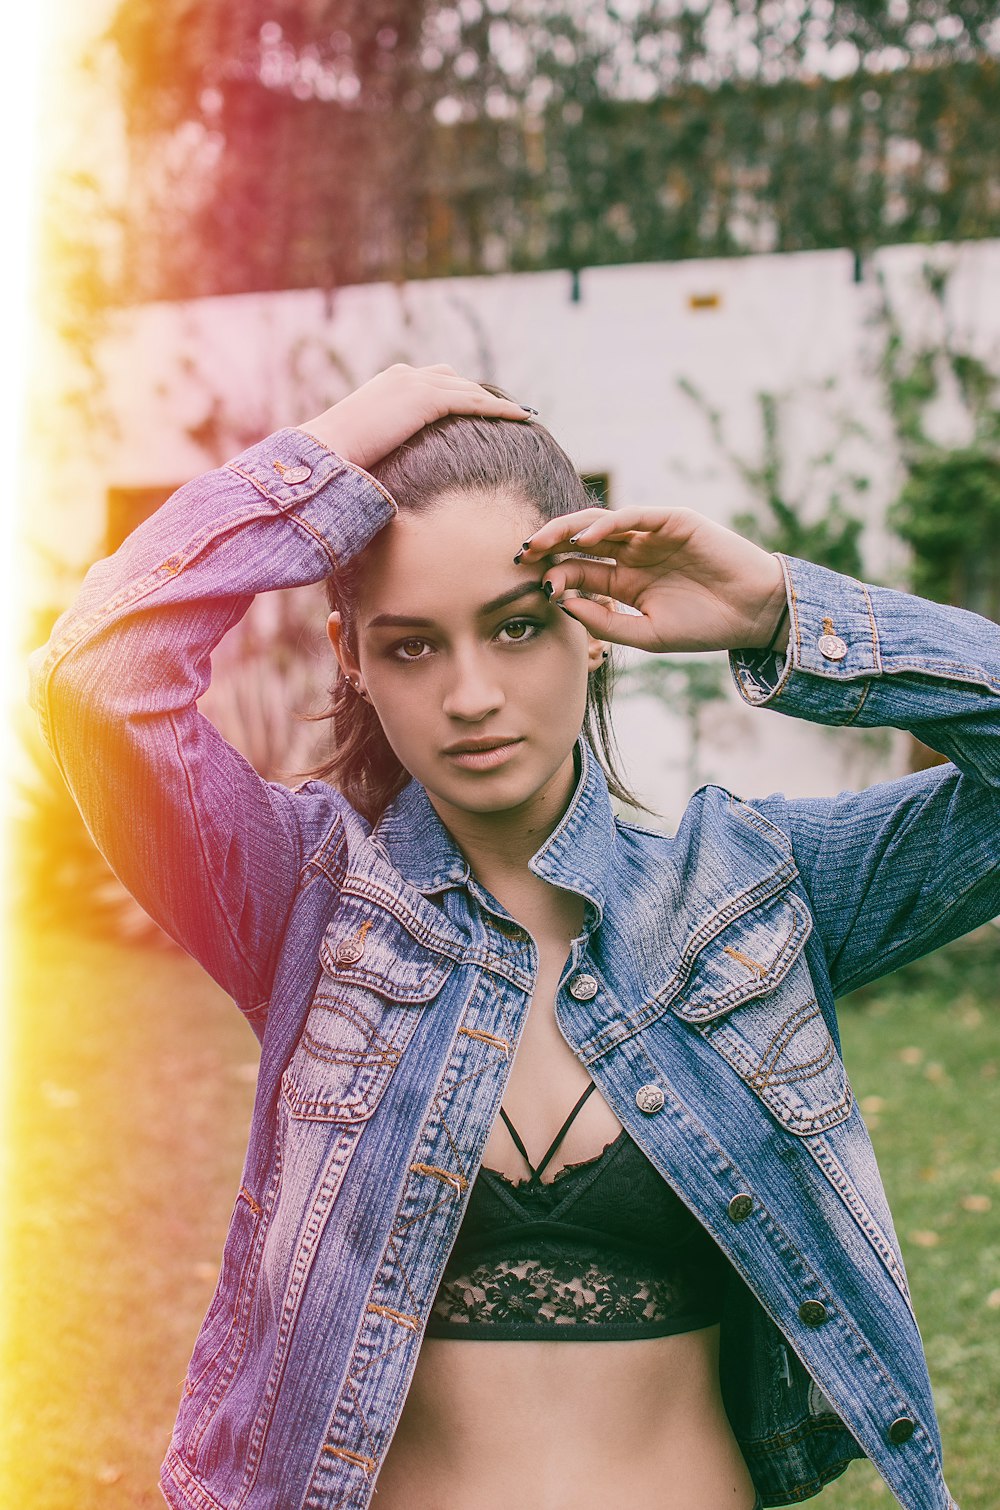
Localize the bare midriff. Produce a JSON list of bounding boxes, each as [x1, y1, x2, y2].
[[374, 1328, 757, 1510], [373, 882, 756, 1510]]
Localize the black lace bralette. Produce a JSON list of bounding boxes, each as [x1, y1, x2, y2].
[[426, 1083, 730, 1340]]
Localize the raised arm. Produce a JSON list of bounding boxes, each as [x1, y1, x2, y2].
[[519, 508, 1000, 998], [28, 365, 534, 1022]]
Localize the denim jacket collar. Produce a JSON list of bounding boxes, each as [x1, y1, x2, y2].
[[373, 733, 616, 925]]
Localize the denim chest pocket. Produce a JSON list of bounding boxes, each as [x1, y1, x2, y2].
[[670, 890, 852, 1135], [281, 895, 458, 1123]]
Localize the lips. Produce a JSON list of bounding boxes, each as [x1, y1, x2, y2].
[[443, 737, 523, 754]]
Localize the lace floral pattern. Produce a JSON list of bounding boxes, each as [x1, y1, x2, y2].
[[431, 1253, 690, 1329]]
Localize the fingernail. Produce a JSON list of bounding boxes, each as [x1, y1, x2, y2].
[[542, 581, 554, 599], [521, 405, 538, 415], [558, 602, 575, 616], [521, 538, 534, 549], [513, 551, 523, 564], [569, 532, 583, 544]]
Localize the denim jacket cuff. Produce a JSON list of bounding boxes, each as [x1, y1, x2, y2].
[[225, 427, 399, 562], [729, 555, 881, 724]]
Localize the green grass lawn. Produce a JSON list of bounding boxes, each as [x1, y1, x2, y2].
[[2, 923, 998, 1508]]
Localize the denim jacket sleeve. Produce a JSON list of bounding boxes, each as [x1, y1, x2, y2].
[[730, 553, 1000, 998], [27, 428, 398, 1012]]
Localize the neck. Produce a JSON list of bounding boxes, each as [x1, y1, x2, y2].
[[427, 746, 580, 910]]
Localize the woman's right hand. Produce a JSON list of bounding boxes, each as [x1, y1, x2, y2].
[[296, 363, 535, 470]]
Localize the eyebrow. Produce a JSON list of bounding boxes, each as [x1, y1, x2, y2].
[[366, 582, 548, 630]]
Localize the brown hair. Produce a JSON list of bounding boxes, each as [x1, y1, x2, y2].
[[305, 382, 655, 825]]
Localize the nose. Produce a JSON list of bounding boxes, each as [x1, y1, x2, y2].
[[440, 647, 506, 723]]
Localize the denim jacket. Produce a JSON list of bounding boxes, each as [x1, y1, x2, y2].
[[29, 427, 999, 1510]]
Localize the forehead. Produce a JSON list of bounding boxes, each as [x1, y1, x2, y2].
[[357, 490, 546, 625]]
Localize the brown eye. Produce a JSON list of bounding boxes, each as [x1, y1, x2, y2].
[[498, 619, 541, 644], [400, 639, 426, 658]]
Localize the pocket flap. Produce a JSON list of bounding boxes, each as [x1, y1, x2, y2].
[[671, 891, 813, 1023], [318, 897, 458, 1004]]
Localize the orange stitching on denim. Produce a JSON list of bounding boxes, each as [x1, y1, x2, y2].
[[722, 945, 767, 978], [409, 1163, 467, 1195], [458, 1026, 511, 1054], [366, 1303, 419, 1329], [351, 1325, 415, 1382], [862, 581, 880, 664], [238, 1186, 262, 1217], [321, 1445, 376, 1473]]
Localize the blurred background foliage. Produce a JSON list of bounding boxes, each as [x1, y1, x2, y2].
[[96, 0, 1000, 301]]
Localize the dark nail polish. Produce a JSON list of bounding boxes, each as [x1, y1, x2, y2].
[[521, 406, 538, 415], [558, 602, 575, 616], [513, 551, 523, 564], [542, 582, 554, 599], [521, 539, 533, 549]]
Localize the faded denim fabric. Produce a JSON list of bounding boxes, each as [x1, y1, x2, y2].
[[29, 426, 997, 1510]]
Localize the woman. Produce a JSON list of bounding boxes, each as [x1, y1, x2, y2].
[[29, 363, 996, 1510]]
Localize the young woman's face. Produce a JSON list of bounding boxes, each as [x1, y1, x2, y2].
[[327, 489, 608, 822]]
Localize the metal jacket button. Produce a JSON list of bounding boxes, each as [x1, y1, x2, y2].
[[728, 1194, 754, 1222], [635, 1083, 665, 1114], [335, 939, 366, 965], [818, 632, 848, 661], [798, 1300, 829, 1327], [568, 973, 598, 1000], [887, 1416, 915, 1445]]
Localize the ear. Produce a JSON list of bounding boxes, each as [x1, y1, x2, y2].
[[326, 611, 361, 683], [585, 594, 613, 673]]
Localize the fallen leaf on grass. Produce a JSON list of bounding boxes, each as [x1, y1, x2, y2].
[[909, 1230, 941, 1248], [960, 1194, 991, 1213], [986, 1290, 1000, 1310], [898, 1047, 923, 1066], [923, 1062, 948, 1085], [860, 1095, 886, 1114]]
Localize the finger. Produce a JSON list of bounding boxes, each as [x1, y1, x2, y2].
[[522, 507, 612, 554], [525, 505, 687, 556], [554, 593, 662, 653], [544, 557, 620, 599], [425, 373, 536, 419]]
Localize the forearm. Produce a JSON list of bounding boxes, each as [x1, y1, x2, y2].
[[31, 429, 396, 750], [730, 554, 1000, 778]]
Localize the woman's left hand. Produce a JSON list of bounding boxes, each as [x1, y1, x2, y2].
[[518, 505, 789, 655]]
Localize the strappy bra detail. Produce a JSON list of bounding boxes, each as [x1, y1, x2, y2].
[[497, 1082, 602, 1186], [426, 1081, 730, 1340]]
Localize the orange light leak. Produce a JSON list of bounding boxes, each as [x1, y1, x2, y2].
[[0, 0, 47, 1259], [1, 0, 87, 1489]]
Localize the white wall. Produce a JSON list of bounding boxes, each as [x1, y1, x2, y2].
[[31, 237, 1000, 824]]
